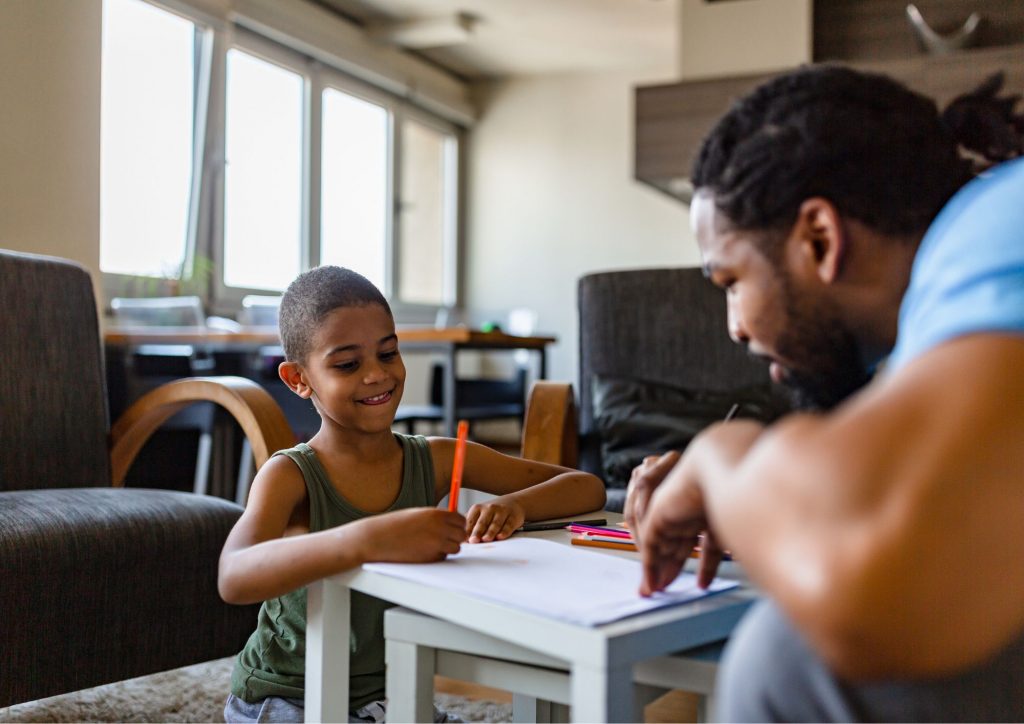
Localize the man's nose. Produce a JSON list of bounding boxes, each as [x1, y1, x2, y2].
[[727, 301, 750, 346]]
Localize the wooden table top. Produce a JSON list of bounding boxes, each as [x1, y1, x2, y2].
[[104, 326, 556, 349]]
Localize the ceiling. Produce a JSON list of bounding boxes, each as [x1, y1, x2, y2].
[[311, 0, 678, 80]]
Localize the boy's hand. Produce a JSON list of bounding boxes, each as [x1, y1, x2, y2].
[[465, 498, 526, 543], [352, 508, 466, 564]]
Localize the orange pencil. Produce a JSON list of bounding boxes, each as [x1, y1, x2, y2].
[[448, 420, 469, 512], [571, 537, 637, 552]]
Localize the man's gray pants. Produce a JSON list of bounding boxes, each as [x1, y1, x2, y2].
[[715, 600, 1024, 722]]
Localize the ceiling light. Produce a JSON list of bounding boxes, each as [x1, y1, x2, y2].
[[368, 13, 477, 49]]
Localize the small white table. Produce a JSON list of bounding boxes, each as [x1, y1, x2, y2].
[[304, 515, 756, 723]]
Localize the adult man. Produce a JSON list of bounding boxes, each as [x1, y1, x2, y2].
[[626, 65, 1024, 720]]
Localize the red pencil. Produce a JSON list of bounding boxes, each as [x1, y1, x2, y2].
[[448, 420, 469, 512]]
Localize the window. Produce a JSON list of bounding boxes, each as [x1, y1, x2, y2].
[[398, 118, 457, 306], [100, 0, 461, 315], [223, 49, 304, 291], [100, 0, 197, 278], [320, 87, 389, 292]]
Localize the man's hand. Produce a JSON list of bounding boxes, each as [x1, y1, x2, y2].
[[624, 451, 681, 541], [637, 421, 765, 595], [637, 454, 712, 595]]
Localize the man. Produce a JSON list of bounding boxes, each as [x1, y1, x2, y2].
[[626, 65, 1024, 721]]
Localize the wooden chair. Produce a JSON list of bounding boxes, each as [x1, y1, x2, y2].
[[0, 249, 295, 706]]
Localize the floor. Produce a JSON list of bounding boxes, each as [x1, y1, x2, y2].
[[434, 676, 700, 723]]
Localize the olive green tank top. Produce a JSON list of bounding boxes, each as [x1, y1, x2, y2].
[[230, 434, 437, 710]]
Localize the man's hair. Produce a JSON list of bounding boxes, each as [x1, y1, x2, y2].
[[278, 266, 392, 363], [691, 65, 976, 241]]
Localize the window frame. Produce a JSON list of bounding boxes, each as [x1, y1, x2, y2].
[[391, 103, 461, 315], [209, 29, 311, 309], [100, 0, 463, 322]]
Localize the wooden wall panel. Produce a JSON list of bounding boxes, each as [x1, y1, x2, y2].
[[635, 42, 1024, 202], [814, 0, 1024, 62]]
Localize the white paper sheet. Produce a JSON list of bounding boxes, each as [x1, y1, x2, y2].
[[363, 537, 738, 626]]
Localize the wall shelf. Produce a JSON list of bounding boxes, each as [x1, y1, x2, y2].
[[636, 0, 1024, 203]]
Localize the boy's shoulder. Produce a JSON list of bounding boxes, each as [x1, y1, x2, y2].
[[242, 452, 310, 517]]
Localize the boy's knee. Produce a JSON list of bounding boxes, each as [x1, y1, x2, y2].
[[714, 600, 855, 723]]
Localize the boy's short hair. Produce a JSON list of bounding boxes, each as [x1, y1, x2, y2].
[[278, 266, 392, 363]]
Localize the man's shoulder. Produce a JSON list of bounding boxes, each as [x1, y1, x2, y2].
[[926, 158, 1024, 254], [888, 159, 1024, 372]]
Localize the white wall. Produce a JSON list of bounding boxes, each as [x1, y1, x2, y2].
[[464, 68, 697, 390], [678, 0, 811, 80], [0, 0, 102, 280]]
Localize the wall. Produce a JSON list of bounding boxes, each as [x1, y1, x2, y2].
[[464, 67, 696, 390], [0, 0, 103, 281], [678, 0, 811, 80]]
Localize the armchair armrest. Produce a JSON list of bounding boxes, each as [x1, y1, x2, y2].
[[109, 376, 296, 486], [520, 381, 579, 466]]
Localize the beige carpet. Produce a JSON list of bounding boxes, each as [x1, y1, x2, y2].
[[0, 658, 512, 723]]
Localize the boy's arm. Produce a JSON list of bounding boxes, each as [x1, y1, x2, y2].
[[430, 439, 606, 542], [218, 456, 466, 604]]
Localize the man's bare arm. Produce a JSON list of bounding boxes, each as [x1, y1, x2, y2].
[[703, 334, 1024, 679]]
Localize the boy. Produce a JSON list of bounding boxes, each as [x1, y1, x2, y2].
[[219, 266, 606, 723]]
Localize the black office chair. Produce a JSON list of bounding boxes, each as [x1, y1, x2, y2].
[[394, 362, 529, 435], [108, 296, 217, 495]]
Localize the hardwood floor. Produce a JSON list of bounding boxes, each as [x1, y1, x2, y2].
[[435, 676, 701, 722]]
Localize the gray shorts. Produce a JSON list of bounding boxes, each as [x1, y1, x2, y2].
[[223, 694, 305, 724], [223, 694, 460, 723], [716, 599, 1024, 722]]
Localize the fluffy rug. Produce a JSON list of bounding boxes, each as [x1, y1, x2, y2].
[[0, 658, 512, 723]]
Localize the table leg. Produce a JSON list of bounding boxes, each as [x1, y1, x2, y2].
[[570, 662, 634, 723], [513, 695, 569, 723], [698, 692, 716, 723], [305, 579, 350, 723], [385, 639, 436, 723], [442, 347, 457, 437]]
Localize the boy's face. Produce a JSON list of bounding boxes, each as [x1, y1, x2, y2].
[[283, 303, 405, 434]]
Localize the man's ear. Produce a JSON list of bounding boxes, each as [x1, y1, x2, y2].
[[792, 197, 845, 284], [279, 361, 313, 399]]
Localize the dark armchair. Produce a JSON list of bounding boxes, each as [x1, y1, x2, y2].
[[0, 249, 296, 706], [532, 267, 786, 511]]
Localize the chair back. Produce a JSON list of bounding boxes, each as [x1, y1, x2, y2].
[[0, 250, 111, 489], [238, 294, 281, 327], [109, 295, 205, 327], [577, 267, 775, 479]]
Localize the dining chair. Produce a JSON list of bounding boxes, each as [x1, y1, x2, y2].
[[109, 295, 217, 495]]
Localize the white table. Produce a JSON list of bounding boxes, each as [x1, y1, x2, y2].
[[304, 515, 756, 723]]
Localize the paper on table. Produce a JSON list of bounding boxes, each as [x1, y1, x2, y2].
[[363, 537, 738, 626]]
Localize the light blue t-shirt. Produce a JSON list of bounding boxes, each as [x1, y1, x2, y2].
[[887, 157, 1024, 373]]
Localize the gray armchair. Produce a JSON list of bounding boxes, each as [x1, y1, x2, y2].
[[0, 249, 295, 706]]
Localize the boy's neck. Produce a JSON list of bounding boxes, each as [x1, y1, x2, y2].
[[307, 426, 400, 463]]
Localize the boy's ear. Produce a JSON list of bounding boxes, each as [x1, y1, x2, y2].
[[279, 361, 313, 399], [790, 197, 845, 285]]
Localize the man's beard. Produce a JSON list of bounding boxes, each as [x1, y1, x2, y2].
[[773, 278, 872, 412]]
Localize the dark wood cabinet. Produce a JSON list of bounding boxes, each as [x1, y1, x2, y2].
[[636, 0, 1024, 202]]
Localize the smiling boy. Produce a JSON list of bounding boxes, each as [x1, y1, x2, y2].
[[218, 266, 604, 723]]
